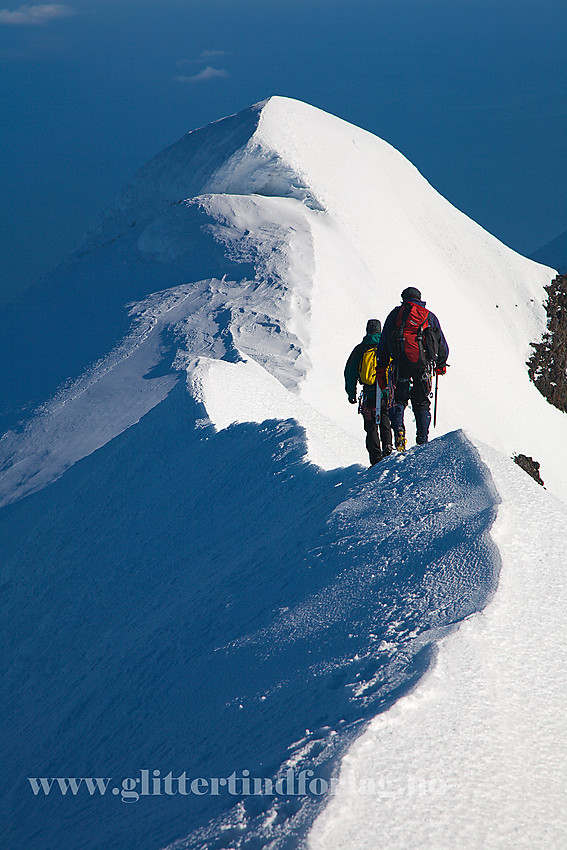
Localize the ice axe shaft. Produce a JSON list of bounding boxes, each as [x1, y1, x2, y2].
[[433, 372, 439, 428]]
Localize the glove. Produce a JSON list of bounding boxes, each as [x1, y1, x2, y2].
[[435, 365, 447, 376], [348, 395, 357, 404], [376, 367, 387, 390]]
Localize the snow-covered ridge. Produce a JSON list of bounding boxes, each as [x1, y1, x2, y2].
[[2, 96, 567, 850]]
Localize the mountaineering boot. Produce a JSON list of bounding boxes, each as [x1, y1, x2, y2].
[[416, 435, 428, 445], [395, 427, 407, 452], [382, 444, 393, 456]]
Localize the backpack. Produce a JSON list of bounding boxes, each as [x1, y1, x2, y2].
[[358, 346, 378, 385], [389, 302, 440, 367]]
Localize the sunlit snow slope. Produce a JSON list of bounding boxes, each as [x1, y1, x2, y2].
[[2, 97, 566, 850]]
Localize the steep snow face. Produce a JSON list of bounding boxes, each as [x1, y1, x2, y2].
[[0, 95, 562, 505]]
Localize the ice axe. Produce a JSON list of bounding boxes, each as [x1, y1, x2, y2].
[[433, 364, 448, 428]]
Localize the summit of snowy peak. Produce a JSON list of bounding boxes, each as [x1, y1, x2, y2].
[[79, 101, 263, 248], [80, 97, 325, 250], [79, 94, 421, 253]]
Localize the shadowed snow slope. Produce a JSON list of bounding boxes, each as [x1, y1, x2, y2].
[[2, 413, 498, 850], [1, 97, 566, 849]]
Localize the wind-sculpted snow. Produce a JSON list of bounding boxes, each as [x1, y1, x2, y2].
[[309, 439, 567, 850], [79, 102, 268, 248], [0, 190, 317, 504], [1, 406, 499, 850], [80, 99, 323, 252], [137, 192, 315, 387], [0, 101, 317, 436]]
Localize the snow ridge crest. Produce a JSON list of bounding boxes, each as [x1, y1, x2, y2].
[[80, 97, 323, 252]]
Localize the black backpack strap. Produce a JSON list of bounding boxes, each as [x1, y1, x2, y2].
[[391, 303, 412, 359], [397, 303, 412, 328]]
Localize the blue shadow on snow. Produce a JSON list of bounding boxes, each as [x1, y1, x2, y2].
[[1, 383, 501, 850]]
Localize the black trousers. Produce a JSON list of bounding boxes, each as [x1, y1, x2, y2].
[[394, 360, 431, 408], [389, 361, 432, 441], [362, 395, 392, 464]]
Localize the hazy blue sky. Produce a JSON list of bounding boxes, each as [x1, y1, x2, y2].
[[1, 0, 566, 301]]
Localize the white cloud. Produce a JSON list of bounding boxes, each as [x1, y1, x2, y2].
[[174, 66, 228, 84], [176, 50, 228, 68], [0, 4, 75, 25], [198, 50, 226, 60]]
